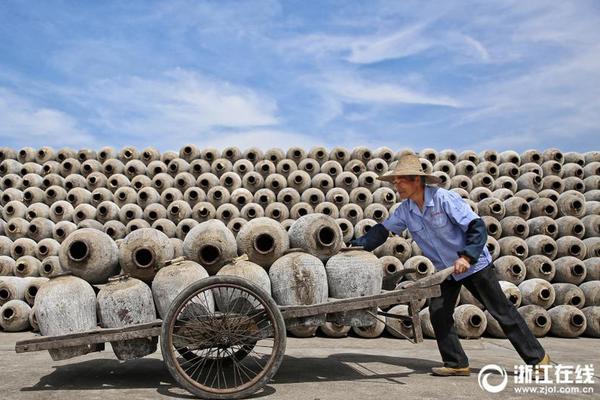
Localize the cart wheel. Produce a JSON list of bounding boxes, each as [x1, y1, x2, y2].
[[161, 276, 286, 400], [176, 342, 255, 364]]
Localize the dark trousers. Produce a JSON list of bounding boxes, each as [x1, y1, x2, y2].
[[429, 264, 545, 368]]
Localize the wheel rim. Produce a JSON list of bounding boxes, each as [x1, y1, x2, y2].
[[164, 280, 283, 396]]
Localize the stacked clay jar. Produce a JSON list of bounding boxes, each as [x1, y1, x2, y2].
[[0, 146, 598, 342]]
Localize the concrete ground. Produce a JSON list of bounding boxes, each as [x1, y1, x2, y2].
[[2, 331, 599, 400]]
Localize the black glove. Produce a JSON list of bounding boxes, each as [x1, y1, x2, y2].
[[350, 223, 389, 251]]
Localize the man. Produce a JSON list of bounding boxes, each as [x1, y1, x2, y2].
[[352, 154, 549, 376]]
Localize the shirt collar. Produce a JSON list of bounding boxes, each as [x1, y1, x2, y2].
[[409, 185, 435, 214]]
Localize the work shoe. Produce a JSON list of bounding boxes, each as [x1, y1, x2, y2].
[[431, 366, 471, 376], [536, 354, 551, 366]]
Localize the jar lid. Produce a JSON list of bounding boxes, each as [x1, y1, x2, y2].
[[339, 246, 364, 252], [163, 256, 186, 267], [221, 254, 249, 265], [108, 273, 130, 282], [283, 248, 306, 255], [51, 271, 73, 278]]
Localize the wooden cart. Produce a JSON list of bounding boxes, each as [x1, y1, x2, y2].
[[16, 267, 453, 399]]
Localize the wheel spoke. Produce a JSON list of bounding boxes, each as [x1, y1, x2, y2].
[[162, 277, 285, 398]]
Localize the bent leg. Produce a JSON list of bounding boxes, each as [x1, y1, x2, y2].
[[429, 277, 467, 368], [462, 265, 545, 364]]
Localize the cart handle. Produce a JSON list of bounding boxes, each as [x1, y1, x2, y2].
[[398, 267, 454, 289]]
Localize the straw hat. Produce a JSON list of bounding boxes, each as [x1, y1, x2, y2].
[[377, 154, 441, 184]]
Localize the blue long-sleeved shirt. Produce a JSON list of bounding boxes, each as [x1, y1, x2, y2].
[[382, 186, 492, 281]]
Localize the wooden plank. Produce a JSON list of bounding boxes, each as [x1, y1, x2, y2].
[[409, 300, 423, 344], [402, 267, 454, 289], [15, 320, 162, 353], [279, 286, 440, 319]]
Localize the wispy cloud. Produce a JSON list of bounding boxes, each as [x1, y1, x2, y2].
[[82, 69, 279, 140], [281, 28, 434, 65], [450, 33, 491, 62], [283, 23, 492, 66], [346, 24, 433, 64], [0, 87, 96, 148], [1, 1, 599, 152], [510, 1, 598, 47], [456, 43, 600, 142], [323, 75, 461, 108], [0, 68, 283, 150]]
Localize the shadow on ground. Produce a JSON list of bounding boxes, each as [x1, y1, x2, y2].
[[20, 352, 439, 398]]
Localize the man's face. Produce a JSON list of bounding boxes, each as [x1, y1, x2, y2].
[[393, 175, 421, 199]]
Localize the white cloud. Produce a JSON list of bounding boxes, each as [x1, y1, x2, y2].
[[281, 28, 434, 65], [451, 33, 491, 62], [313, 96, 344, 127], [457, 43, 600, 142], [2, 1, 599, 153], [83, 69, 279, 138], [0, 87, 96, 147], [323, 75, 461, 108], [346, 24, 434, 64], [283, 23, 493, 66], [509, 1, 599, 47]]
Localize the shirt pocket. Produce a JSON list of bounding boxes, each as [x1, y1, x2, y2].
[[430, 212, 449, 229], [407, 220, 425, 235]]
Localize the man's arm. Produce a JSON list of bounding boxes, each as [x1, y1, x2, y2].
[[351, 203, 407, 251], [350, 223, 389, 251], [458, 218, 488, 264], [453, 218, 487, 273]]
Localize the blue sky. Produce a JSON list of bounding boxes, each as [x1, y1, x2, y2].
[[1, 1, 599, 153]]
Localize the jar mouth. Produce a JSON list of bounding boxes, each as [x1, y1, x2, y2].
[[416, 262, 429, 274], [316, 226, 336, 247], [385, 263, 397, 274], [43, 262, 54, 274], [510, 263, 523, 275], [539, 288, 551, 300], [199, 244, 221, 266], [68, 240, 90, 262], [571, 263, 585, 276], [535, 315, 548, 328], [569, 245, 581, 256], [254, 233, 275, 255], [27, 285, 39, 298], [394, 244, 406, 254], [542, 244, 555, 255], [0, 288, 11, 301], [2, 307, 15, 321], [540, 263, 553, 274], [571, 314, 585, 327], [469, 314, 483, 328], [133, 247, 155, 269]]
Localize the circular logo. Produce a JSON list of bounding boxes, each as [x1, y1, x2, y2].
[[478, 364, 508, 393]]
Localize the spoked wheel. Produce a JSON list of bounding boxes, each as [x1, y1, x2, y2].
[[161, 276, 286, 399], [176, 343, 256, 364]]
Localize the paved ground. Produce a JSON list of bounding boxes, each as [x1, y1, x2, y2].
[[2, 331, 599, 400]]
